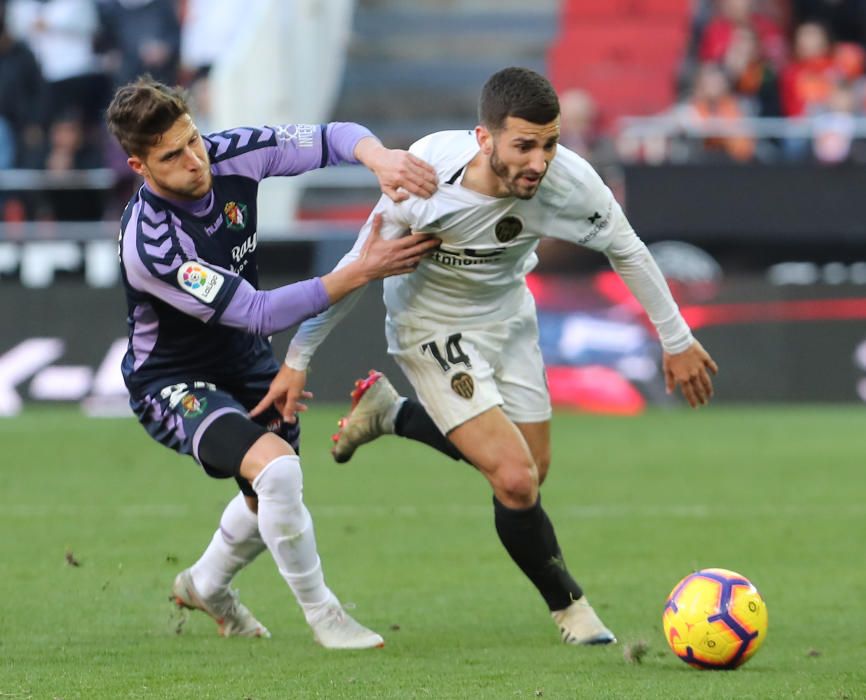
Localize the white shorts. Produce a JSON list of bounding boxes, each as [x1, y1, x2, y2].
[[385, 295, 551, 434]]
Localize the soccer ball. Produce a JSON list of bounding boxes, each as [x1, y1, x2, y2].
[[662, 568, 768, 669]]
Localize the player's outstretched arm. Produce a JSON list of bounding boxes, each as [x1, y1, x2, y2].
[[663, 340, 719, 408], [319, 214, 438, 303], [354, 136, 438, 202], [252, 214, 436, 421]]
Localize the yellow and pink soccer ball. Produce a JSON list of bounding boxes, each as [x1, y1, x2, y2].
[[662, 568, 768, 669]]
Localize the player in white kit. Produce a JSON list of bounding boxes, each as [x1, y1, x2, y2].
[[253, 67, 718, 645]]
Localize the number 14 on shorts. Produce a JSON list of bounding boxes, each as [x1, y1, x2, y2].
[[421, 333, 472, 373]]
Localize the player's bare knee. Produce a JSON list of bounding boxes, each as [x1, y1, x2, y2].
[[495, 465, 539, 506]]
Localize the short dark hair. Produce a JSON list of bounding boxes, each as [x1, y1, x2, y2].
[[478, 67, 560, 131], [106, 76, 191, 157]]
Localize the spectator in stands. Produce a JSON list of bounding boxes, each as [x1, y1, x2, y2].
[[557, 89, 600, 160], [779, 21, 845, 160], [98, 0, 181, 88], [780, 21, 836, 118], [6, 0, 109, 129], [811, 81, 862, 164], [39, 107, 106, 220], [699, 0, 786, 70], [679, 62, 756, 162], [792, 0, 866, 47], [44, 108, 102, 173], [98, 0, 184, 215], [721, 25, 782, 116], [833, 40, 865, 84], [0, 0, 45, 169], [557, 87, 622, 197]]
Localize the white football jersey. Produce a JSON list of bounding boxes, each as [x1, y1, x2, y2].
[[285, 130, 693, 370], [368, 130, 624, 328]]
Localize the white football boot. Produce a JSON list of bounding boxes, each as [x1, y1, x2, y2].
[[307, 595, 385, 649], [551, 596, 617, 645], [172, 569, 270, 638], [331, 370, 400, 464]]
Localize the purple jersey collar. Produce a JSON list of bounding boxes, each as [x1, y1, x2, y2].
[[143, 180, 216, 218]]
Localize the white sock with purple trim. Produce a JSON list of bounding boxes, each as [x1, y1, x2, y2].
[[189, 491, 265, 600], [252, 455, 332, 615]]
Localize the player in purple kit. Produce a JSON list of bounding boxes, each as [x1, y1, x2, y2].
[[107, 76, 439, 648]]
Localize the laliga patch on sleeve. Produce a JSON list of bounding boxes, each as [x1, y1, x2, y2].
[[176, 261, 225, 304]]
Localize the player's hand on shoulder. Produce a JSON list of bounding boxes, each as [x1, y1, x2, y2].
[[663, 340, 719, 409], [359, 214, 440, 280], [357, 140, 439, 202], [249, 364, 312, 424]]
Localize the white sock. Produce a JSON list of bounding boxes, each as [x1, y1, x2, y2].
[[252, 455, 332, 617], [385, 397, 406, 434], [189, 492, 266, 600]]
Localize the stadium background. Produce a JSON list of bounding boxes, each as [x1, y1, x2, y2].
[[2, 0, 866, 415], [3, 3, 866, 699]]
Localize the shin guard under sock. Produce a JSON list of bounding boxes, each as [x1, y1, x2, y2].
[[493, 495, 583, 611]]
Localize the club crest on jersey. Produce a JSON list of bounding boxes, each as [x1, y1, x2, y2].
[[177, 261, 224, 303], [450, 372, 475, 399], [224, 201, 247, 230], [181, 393, 207, 418], [495, 216, 523, 243]]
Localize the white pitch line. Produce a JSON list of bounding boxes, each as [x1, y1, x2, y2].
[[308, 503, 866, 519], [0, 504, 188, 518], [1, 503, 863, 519]]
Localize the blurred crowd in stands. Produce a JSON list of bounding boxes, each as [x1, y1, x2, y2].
[[2, 0, 866, 225], [566, 0, 866, 169], [678, 0, 866, 164], [0, 0, 249, 221]]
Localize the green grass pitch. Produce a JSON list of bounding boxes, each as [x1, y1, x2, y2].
[[1, 405, 864, 699]]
